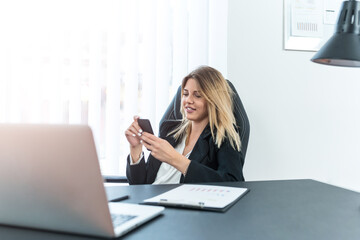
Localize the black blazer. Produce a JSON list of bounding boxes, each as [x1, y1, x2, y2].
[[126, 120, 245, 184]]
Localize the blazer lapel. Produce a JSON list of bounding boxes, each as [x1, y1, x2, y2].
[[159, 120, 182, 147], [188, 125, 211, 164], [180, 125, 212, 183]]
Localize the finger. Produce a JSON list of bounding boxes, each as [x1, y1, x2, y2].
[[131, 121, 144, 135], [133, 115, 141, 132], [128, 125, 141, 137], [130, 120, 144, 136], [141, 134, 155, 145], [133, 115, 140, 122], [142, 132, 156, 140], [125, 129, 137, 138], [124, 129, 133, 137], [141, 139, 152, 151]]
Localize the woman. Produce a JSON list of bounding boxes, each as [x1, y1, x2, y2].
[[125, 66, 244, 184]]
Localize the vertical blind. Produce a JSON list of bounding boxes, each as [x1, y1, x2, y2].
[[0, 0, 228, 175]]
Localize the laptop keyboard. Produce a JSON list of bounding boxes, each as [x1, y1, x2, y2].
[[111, 214, 137, 227]]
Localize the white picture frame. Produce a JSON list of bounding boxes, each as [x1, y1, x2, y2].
[[283, 0, 344, 52]]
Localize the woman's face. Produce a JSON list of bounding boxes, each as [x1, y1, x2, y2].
[[182, 78, 208, 124]]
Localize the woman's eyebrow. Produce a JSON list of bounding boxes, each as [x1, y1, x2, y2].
[[183, 88, 200, 93]]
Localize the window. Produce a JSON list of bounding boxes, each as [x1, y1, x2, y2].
[[0, 0, 228, 175]]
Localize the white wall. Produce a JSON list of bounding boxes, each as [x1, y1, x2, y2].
[[228, 0, 360, 192]]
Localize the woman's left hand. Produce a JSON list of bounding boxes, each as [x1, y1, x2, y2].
[[140, 132, 179, 164]]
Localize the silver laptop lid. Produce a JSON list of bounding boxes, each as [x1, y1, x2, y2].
[[0, 124, 114, 237]]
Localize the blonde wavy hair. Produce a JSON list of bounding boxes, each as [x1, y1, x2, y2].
[[172, 66, 241, 151]]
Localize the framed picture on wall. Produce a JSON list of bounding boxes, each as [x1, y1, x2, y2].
[[283, 0, 344, 51]]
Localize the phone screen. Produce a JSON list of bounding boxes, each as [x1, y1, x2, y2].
[[138, 119, 154, 134]]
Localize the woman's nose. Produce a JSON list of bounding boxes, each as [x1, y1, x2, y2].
[[186, 95, 194, 103]]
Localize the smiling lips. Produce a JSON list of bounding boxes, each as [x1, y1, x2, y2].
[[185, 106, 195, 113]]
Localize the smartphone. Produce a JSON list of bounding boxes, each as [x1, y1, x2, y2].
[[138, 119, 154, 134]]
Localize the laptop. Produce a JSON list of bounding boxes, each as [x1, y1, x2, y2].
[[0, 124, 164, 238]]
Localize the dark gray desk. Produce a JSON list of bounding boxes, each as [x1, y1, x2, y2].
[[0, 179, 359, 239]]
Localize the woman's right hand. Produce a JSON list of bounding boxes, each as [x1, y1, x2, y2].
[[125, 116, 143, 162], [125, 116, 143, 148]]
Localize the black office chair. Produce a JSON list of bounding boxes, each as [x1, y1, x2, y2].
[[104, 80, 250, 183]]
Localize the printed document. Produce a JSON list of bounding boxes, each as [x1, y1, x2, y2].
[[143, 184, 249, 212]]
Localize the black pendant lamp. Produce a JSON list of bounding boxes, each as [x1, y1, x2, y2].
[[311, 0, 360, 67]]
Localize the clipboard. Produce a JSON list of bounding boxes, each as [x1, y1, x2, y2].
[[142, 184, 249, 212]]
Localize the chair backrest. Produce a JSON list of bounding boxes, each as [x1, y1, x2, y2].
[[160, 80, 250, 158]]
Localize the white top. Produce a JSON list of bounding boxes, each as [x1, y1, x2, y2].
[[153, 138, 191, 184], [129, 137, 191, 184]]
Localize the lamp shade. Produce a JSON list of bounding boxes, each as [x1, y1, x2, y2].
[[311, 0, 360, 67]]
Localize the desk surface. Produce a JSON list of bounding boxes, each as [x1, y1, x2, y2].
[[1, 179, 359, 240]]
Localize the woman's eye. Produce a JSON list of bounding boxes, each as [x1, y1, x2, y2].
[[183, 93, 189, 96]]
